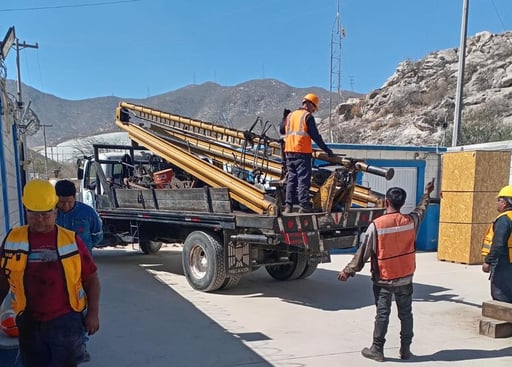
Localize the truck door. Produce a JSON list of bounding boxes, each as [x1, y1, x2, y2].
[[80, 159, 98, 208]]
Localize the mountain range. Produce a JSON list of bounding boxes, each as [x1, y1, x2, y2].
[[8, 30, 512, 149], [6, 79, 360, 148]]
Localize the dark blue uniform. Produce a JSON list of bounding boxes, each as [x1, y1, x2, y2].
[[485, 213, 512, 303]]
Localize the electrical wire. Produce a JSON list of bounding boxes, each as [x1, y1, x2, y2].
[[490, 0, 507, 31], [0, 0, 143, 13]]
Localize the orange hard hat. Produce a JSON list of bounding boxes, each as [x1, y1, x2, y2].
[[302, 93, 319, 111]]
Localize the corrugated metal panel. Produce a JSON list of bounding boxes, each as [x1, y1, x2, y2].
[[362, 167, 418, 213], [0, 88, 22, 239]]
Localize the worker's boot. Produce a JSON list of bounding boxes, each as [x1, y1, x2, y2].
[[361, 345, 384, 362], [399, 344, 412, 360], [283, 206, 292, 214]]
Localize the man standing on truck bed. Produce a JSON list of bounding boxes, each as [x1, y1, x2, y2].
[[337, 180, 435, 362], [280, 93, 334, 213], [0, 179, 100, 366], [55, 179, 103, 254]]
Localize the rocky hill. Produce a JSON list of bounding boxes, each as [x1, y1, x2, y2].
[[319, 31, 512, 146], [7, 79, 360, 147]]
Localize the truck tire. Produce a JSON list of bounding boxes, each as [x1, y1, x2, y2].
[[299, 259, 319, 279], [265, 253, 308, 281], [182, 231, 226, 292], [139, 239, 162, 254], [219, 274, 242, 290]]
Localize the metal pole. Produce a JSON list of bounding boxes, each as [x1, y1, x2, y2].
[[41, 124, 53, 177], [452, 0, 469, 147]]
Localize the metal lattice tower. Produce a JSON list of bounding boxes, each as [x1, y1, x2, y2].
[[329, 0, 345, 143]]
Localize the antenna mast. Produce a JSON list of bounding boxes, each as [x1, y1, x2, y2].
[[329, 0, 345, 143]]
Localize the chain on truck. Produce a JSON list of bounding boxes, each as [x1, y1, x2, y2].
[[76, 102, 394, 292]]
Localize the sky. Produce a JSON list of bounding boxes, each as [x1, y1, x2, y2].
[[0, 0, 511, 101]]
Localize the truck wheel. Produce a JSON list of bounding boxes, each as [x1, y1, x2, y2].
[[219, 275, 242, 290], [299, 260, 319, 279], [265, 253, 308, 281], [139, 239, 162, 254], [182, 231, 226, 292]]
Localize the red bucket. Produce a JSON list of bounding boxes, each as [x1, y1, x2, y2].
[[153, 169, 174, 188]]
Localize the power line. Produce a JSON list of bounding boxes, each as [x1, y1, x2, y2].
[[490, 0, 507, 31], [0, 0, 143, 13]]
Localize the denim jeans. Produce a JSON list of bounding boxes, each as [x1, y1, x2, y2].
[[372, 283, 414, 349], [285, 153, 312, 208], [16, 311, 84, 367]]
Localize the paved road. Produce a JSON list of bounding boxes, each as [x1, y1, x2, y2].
[[2, 246, 511, 366]]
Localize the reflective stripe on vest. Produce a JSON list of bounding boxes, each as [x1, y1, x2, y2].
[[481, 211, 512, 263], [1, 225, 87, 314], [374, 212, 416, 280], [284, 110, 313, 153]]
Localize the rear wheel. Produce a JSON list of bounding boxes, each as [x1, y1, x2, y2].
[[182, 231, 226, 292], [265, 253, 308, 281], [299, 259, 319, 279], [139, 239, 162, 254], [219, 274, 242, 290]]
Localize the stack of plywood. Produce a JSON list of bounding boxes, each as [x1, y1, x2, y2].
[[438, 151, 510, 264]]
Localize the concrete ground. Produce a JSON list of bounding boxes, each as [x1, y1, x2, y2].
[[1, 246, 511, 366]]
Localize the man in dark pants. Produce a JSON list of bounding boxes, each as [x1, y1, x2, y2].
[[482, 185, 512, 303], [338, 180, 434, 362], [0, 179, 100, 366], [280, 93, 333, 213]]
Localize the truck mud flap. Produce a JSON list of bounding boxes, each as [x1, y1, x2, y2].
[[226, 241, 251, 275], [277, 216, 323, 252]]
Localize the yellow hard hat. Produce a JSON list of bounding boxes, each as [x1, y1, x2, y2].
[[498, 185, 512, 198], [22, 179, 58, 211], [302, 93, 319, 111]]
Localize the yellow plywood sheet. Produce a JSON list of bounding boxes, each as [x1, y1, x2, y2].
[[439, 191, 498, 224], [441, 151, 510, 192], [437, 222, 489, 264]]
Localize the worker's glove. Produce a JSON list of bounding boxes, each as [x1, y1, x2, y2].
[[283, 109, 291, 118]]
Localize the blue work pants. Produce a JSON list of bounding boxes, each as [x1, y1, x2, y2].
[[285, 153, 312, 208], [491, 263, 512, 303], [16, 311, 84, 367]]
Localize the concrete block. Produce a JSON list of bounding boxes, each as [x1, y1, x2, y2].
[[479, 317, 512, 338]]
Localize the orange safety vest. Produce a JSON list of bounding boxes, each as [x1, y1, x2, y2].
[[373, 212, 416, 280], [284, 109, 312, 153], [481, 211, 512, 262]]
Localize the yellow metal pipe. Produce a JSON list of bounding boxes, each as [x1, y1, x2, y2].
[[119, 101, 283, 150], [150, 125, 283, 178], [115, 120, 278, 215]]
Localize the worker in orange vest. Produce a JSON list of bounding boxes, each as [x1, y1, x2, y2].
[[338, 180, 435, 362], [280, 93, 334, 213]]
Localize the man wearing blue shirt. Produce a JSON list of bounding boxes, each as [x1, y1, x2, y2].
[[55, 179, 103, 254]]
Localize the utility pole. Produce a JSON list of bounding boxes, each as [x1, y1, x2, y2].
[[452, 0, 469, 147], [41, 124, 53, 178], [14, 36, 38, 183], [15, 38, 39, 113], [329, 0, 346, 143]]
